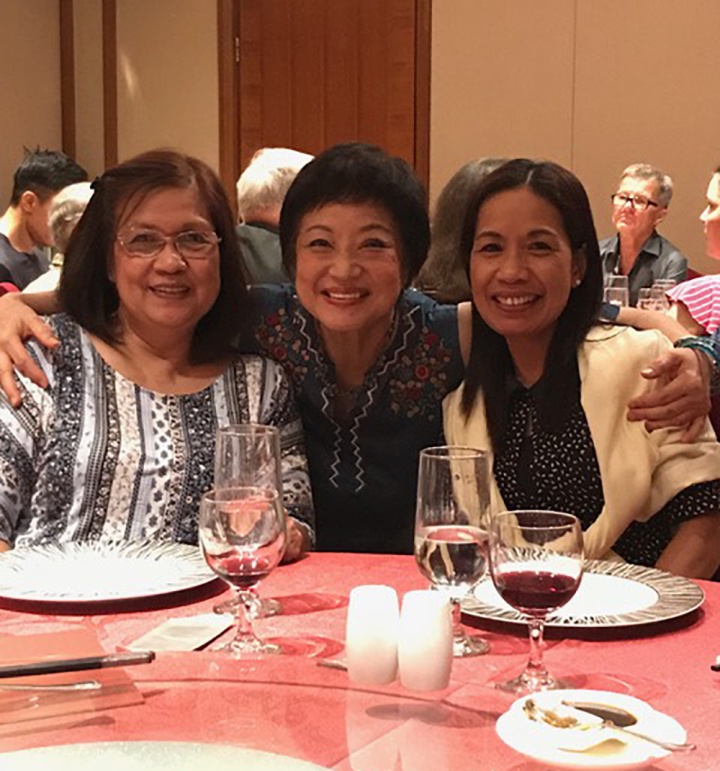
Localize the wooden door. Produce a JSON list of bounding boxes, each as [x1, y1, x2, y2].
[[218, 0, 430, 210]]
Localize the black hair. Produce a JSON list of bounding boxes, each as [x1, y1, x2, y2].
[[279, 142, 429, 286], [459, 158, 603, 451], [9, 148, 87, 205], [58, 149, 247, 365]]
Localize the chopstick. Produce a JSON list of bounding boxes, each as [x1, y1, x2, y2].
[[0, 651, 155, 679]]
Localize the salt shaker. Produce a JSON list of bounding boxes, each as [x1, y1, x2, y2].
[[398, 590, 453, 691], [345, 585, 399, 685]]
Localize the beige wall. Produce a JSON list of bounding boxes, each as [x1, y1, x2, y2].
[[116, 0, 218, 168], [0, 0, 62, 207], [4, 1, 720, 274], [430, 0, 720, 274]]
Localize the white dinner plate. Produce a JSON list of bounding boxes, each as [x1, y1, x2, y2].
[[0, 742, 331, 770], [496, 689, 687, 769], [0, 541, 217, 603], [464, 559, 704, 627]]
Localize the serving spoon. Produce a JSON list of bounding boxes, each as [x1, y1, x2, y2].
[[524, 699, 695, 753]]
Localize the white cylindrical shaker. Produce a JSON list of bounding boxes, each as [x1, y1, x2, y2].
[[398, 590, 453, 692], [345, 584, 399, 685]]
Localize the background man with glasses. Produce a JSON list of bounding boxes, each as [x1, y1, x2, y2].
[[599, 163, 688, 305]]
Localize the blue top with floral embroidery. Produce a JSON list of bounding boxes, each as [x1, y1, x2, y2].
[[240, 285, 464, 554]]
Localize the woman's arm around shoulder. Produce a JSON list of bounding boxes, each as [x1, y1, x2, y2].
[[0, 291, 61, 406]]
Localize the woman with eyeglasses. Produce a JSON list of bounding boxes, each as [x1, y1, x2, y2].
[[0, 150, 313, 555]]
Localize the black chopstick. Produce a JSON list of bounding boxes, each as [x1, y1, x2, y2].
[[0, 651, 155, 679]]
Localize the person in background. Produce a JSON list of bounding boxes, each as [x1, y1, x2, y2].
[[444, 159, 720, 579], [600, 163, 687, 305], [23, 181, 94, 294], [236, 147, 314, 284], [0, 145, 713, 554], [611, 164, 720, 437], [415, 158, 507, 303], [0, 149, 87, 289], [0, 150, 313, 557]]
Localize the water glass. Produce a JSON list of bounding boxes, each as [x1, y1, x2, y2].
[[415, 446, 490, 657], [199, 486, 286, 656], [603, 286, 629, 307], [214, 424, 285, 617]]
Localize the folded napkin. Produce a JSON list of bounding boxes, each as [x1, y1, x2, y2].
[[0, 628, 144, 728]]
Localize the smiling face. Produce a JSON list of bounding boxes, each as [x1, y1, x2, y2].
[[470, 187, 585, 366], [293, 201, 403, 337], [700, 173, 720, 260], [611, 175, 666, 242], [112, 186, 221, 343]]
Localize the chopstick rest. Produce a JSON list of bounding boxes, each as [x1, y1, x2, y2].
[[0, 651, 155, 679]]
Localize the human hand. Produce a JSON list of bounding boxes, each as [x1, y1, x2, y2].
[[627, 348, 711, 442], [0, 294, 58, 407], [281, 518, 311, 563]]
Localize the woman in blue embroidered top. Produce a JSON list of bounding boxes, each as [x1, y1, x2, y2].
[[241, 144, 471, 553], [0, 145, 712, 555]]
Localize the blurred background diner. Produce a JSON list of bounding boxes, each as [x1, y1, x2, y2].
[[235, 147, 313, 285]]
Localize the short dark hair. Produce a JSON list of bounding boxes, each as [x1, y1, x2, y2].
[[58, 149, 247, 365], [9, 148, 87, 205], [279, 142, 429, 286], [459, 158, 603, 449]]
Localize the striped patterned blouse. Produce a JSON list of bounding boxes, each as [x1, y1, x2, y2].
[[0, 314, 313, 548]]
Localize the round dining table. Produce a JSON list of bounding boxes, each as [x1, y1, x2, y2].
[[0, 552, 717, 769]]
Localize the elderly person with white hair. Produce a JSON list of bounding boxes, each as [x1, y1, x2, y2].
[[23, 181, 94, 294], [235, 147, 313, 284]]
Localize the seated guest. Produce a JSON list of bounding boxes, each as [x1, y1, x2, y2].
[[23, 181, 94, 294], [444, 159, 720, 579], [415, 157, 506, 303], [236, 147, 313, 284], [0, 150, 313, 558], [0, 146, 712, 555], [612, 165, 720, 437], [600, 163, 687, 305], [0, 149, 87, 289]]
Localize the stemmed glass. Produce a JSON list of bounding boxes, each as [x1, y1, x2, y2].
[[213, 424, 284, 617], [488, 510, 584, 693], [199, 486, 286, 656], [414, 446, 491, 657]]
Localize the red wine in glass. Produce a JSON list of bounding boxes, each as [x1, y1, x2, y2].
[[493, 569, 580, 618], [489, 510, 584, 693]]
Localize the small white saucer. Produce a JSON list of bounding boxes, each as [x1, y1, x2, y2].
[[495, 689, 687, 769]]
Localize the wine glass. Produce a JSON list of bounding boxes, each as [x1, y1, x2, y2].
[[414, 446, 491, 657], [198, 486, 286, 656], [488, 510, 584, 693], [213, 424, 284, 617]]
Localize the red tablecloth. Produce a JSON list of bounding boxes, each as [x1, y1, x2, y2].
[[0, 553, 717, 769]]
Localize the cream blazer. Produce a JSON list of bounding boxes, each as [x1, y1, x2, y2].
[[443, 325, 720, 560]]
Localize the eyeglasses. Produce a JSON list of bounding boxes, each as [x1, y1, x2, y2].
[[116, 228, 221, 260], [611, 193, 659, 212]]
